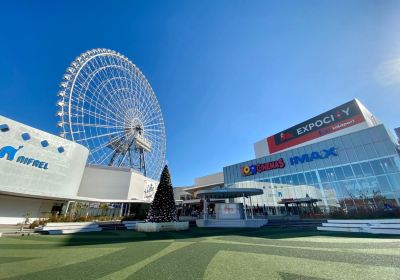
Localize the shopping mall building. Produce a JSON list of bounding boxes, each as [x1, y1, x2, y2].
[[184, 99, 400, 216]]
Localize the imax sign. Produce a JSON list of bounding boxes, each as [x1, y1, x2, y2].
[[289, 147, 338, 165]]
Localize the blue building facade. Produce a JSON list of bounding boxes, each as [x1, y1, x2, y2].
[[223, 125, 400, 216]]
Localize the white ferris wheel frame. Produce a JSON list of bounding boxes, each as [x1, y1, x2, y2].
[[56, 48, 166, 181]]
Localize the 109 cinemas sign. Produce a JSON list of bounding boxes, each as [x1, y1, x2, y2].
[[241, 147, 338, 176]]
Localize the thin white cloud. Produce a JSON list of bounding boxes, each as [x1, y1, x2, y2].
[[375, 58, 400, 86]]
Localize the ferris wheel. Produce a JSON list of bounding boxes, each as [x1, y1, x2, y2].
[[56, 48, 166, 181]]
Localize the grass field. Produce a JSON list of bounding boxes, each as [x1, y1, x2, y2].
[[0, 227, 399, 280]]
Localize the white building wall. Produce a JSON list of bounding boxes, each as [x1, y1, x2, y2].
[[128, 172, 158, 202], [78, 166, 131, 200], [0, 195, 57, 224], [357, 99, 380, 127], [78, 165, 158, 202], [194, 172, 224, 187], [0, 115, 89, 198]]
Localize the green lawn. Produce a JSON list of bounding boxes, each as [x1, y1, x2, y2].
[[0, 227, 399, 280]]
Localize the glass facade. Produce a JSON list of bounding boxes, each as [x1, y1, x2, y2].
[[223, 125, 400, 216]]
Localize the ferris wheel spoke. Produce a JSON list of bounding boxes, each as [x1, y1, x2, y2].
[[101, 85, 134, 124], [74, 123, 124, 129], [97, 137, 128, 165], [69, 105, 124, 127], [145, 132, 162, 141], [143, 123, 164, 129], [94, 149, 114, 166], [106, 87, 135, 118], [142, 89, 156, 111], [144, 129, 163, 133], [140, 98, 161, 123], [142, 113, 162, 127], [90, 135, 123, 155], [69, 86, 125, 125], [116, 75, 141, 118], [116, 151, 129, 167], [73, 66, 131, 124], [79, 130, 123, 142], [84, 77, 130, 124]]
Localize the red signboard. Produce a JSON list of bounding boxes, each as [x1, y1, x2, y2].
[[266, 100, 365, 154]]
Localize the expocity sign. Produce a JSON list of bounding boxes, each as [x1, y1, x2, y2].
[[0, 145, 49, 170], [289, 147, 338, 165], [266, 100, 365, 154], [241, 158, 285, 176]]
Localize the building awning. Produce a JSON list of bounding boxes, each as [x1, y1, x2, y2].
[[177, 198, 226, 205], [278, 197, 322, 204], [196, 188, 263, 199], [183, 182, 224, 193], [0, 189, 147, 203]]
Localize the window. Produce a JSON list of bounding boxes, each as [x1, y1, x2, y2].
[[21, 133, 31, 141], [318, 170, 329, 182], [380, 158, 398, 173], [360, 162, 374, 176], [342, 165, 354, 179], [334, 167, 345, 180], [377, 176, 392, 192], [342, 180, 357, 197], [322, 183, 334, 192], [57, 147, 65, 153], [280, 176, 289, 185], [310, 171, 318, 184], [0, 124, 9, 132], [325, 168, 336, 181], [292, 174, 299, 185], [297, 173, 306, 185], [387, 173, 400, 191], [41, 140, 49, 148], [370, 160, 384, 175], [351, 164, 363, 177], [272, 177, 281, 185], [305, 172, 313, 184], [332, 182, 345, 198]]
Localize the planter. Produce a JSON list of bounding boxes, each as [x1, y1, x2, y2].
[[136, 221, 189, 232], [36, 222, 102, 235]]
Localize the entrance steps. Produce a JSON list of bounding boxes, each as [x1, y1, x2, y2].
[[35, 222, 102, 234], [317, 219, 400, 235], [266, 219, 325, 228], [98, 222, 127, 231], [196, 219, 268, 228]]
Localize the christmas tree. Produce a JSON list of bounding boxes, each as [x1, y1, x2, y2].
[[146, 165, 177, 223]]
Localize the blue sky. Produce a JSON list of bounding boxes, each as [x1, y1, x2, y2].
[[1, 0, 400, 186]]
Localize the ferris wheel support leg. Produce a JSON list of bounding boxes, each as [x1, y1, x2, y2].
[[109, 151, 119, 166], [128, 149, 133, 168], [142, 150, 147, 177]]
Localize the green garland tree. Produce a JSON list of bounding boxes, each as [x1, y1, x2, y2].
[[146, 165, 177, 223]]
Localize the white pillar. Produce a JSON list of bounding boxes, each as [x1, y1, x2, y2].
[[203, 196, 208, 220], [64, 201, 71, 217], [127, 203, 131, 216], [249, 196, 254, 219], [243, 193, 247, 220], [120, 203, 124, 217]]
